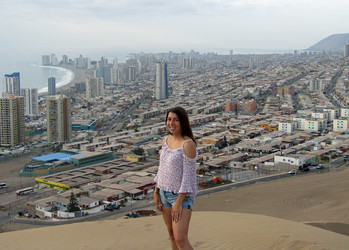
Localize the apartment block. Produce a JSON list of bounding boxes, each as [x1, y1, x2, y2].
[[21, 88, 38, 115], [0, 95, 25, 146], [86, 77, 104, 99], [46, 95, 71, 144], [333, 118, 349, 132], [278, 122, 296, 134]]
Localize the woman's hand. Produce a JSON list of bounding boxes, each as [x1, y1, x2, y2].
[[171, 201, 183, 222], [154, 190, 163, 212], [172, 193, 187, 222]]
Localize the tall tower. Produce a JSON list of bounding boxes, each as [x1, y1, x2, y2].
[[2, 72, 20, 97], [48, 77, 56, 96], [126, 66, 136, 82], [344, 43, 349, 58], [155, 60, 169, 100], [42, 55, 51, 66], [21, 88, 38, 116], [0, 95, 25, 147], [46, 95, 71, 144], [51, 54, 57, 66], [86, 77, 104, 99]]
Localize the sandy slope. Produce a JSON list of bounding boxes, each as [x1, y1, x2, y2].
[[0, 212, 348, 250], [195, 166, 349, 226]]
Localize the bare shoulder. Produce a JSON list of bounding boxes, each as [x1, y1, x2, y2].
[[183, 139, 197, 159], [161, 137, 167, 146]]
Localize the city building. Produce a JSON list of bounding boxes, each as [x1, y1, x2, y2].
[[344, 43, 349, 58], [46, 95, 71, 144], [21, 88, 38, 116], [225, 99, 257, 114], [95, 65, 112, 85], [51, 54, 57, 66], [278, 122, 296, 134], [86, 77, 104, 99], [126, 66, 136, 83], [340, 108, 349, 118], [333, 118, 349, 132], [309, 79, 323, 91], [275, 86, 295, 97], [62, 55, 69, 65], [303, 119, 327, 132], [181, 58, 193, 69], [48, 77, 56, 96], [155, 60, 169, 100], [0, 95, 25, 147], [2, 72, 20, 97], [274, 155, 306, 168], [42, 55, 51, 66], [111, 68, 121, 85]]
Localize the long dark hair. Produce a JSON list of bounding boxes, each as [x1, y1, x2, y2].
[[165, 106, 196, 145]]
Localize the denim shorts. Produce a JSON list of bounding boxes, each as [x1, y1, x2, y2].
[[159, 189, 195, 210]]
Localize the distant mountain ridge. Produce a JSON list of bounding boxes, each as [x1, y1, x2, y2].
[[307, 33, 349, 52]]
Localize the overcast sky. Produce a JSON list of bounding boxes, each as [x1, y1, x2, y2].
[[1, 0, 348, 61]]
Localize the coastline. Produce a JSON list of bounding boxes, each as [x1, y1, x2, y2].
[[37, 65, 74, 94], [38, 65, 93, 96]]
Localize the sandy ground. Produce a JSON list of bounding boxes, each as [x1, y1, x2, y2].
[[0, 156, 36, 185], [0, 211, 348, 250], [195, 166, 349, 226], [57, 66, 93, 91], [1, 157, 349, 249]]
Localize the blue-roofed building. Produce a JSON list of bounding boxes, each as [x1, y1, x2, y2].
[[3, 72, 20, 97], [33, 152, 85, 162], [20, 150, 114, 177]]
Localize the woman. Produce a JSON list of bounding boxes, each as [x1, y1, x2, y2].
[[154, 106, 198, 250]]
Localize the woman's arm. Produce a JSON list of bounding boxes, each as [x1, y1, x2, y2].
[[183, 140, 196, 159], [172, 140, 197, 222], [154, 183, 163, 212]]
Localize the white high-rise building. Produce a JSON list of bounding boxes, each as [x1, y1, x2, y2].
[[345, 43, 349, 58], [181, 58, 193, 69], [113, 57, 118, 68], [46, 95, 71, 144], [51, 54, 57, 66], [126, 66, 136, 82], [155, 60, 168, 100], [309, 79, 323, 91], [86, 77, 104, 99], [2, 72, 20, 97], [0, 95, 25, 147], [42, 55, 51, 66], [21, 88, 38, 116], [111, 68, 121, 85], [62, 55, 69, 65]]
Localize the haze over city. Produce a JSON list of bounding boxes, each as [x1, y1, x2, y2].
[[1, 1, 349, 249], [1, 0, 349, 62]]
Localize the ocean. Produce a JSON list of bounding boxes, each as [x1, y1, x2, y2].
[[0, 53, 132, 94], [0, 49, 292, 94], [0, 62, 73, 94]]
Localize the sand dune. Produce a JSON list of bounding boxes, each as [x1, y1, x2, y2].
[[1, 161, 349, 249], [195, 166, 349, 227], [0, 212, 349, 250]]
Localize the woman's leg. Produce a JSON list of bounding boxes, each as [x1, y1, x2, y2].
[[162, 206, 179, 250], [172, 208, 193, 250]]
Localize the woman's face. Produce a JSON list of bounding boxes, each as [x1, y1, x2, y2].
[[167, 112, 181, 136]]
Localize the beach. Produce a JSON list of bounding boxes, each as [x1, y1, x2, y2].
[[37, 65, 93, 95], [0, 157, 348, 249], [57, 65, 94, 91]]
